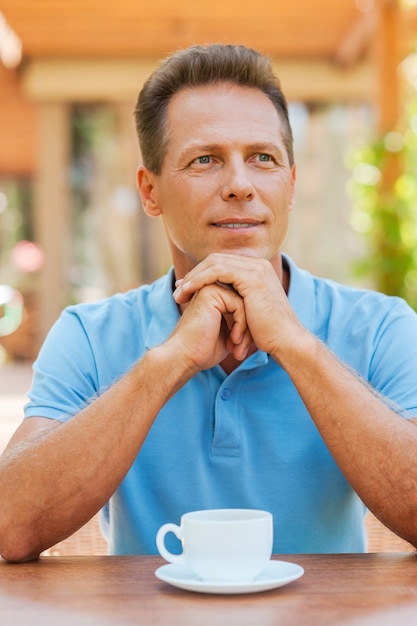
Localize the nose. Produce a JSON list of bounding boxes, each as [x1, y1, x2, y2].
[[220, 159, 255, 201]]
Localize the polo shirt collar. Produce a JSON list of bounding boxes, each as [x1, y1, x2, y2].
[[284, 254, 317, 333], [145, 268, 180, 349]]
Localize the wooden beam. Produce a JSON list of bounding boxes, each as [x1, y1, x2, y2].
[[333, 9, 376, 68], [373, 0, 401, 132], [22, 57, 375, 104], [274, 59, 374, 102]]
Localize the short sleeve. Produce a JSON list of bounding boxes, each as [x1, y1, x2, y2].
[[25, 308, 100, 421], [368, 298, 417, 417]]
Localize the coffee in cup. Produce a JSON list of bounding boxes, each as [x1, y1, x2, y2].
[[156, 508, 273, 582]]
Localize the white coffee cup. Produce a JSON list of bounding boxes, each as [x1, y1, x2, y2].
[[156, 508, 273, 582]]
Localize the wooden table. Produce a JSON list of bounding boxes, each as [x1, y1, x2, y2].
[[1, 553, 417, 626]]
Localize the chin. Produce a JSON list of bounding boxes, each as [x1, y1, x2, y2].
[[206, 243, 265, 257]]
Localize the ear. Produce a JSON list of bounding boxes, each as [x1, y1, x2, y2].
[[288, 164, 297, 212], [137, 166, 162, 217]]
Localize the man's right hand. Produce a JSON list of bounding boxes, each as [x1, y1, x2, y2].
[[167, 282, 253, 373]]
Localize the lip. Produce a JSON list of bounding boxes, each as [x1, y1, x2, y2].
[[211, 219, 263, 229]]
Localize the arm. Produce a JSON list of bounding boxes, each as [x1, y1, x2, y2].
[[0, 284, 251, 562], [278, 331, 417, 545], [0, 345, 189, 562], [174, 253, 417, 546]]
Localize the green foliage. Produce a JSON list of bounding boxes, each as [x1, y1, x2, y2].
[[347, 92, 417, 310]]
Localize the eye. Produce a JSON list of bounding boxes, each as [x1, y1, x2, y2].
[[251, 152, 279, 168], [257, 153, 274, 162], [195, 155, 212, 164]]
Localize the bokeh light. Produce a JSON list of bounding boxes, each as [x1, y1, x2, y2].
[[11, 241, 45, 273], [384, 132, 404, 153], [0, 191, 7, 213], [352, 163, 381, 186], [0, 345, 7, 366], [0, 285, 23, 337]]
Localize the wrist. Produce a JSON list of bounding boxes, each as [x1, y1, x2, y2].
[[146, 338, 199, 394], [269, 325, 318, 370]]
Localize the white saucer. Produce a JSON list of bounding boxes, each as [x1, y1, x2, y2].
[[155, 559, 304, 595]]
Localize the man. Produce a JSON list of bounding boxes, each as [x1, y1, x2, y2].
[[1, 44, 417, 562]]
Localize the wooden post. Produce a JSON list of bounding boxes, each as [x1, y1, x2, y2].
[[374, 0, 401, 135], [33, 102, 71, 349]]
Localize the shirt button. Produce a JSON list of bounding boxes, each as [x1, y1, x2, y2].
[[221, 388, 231, 400]]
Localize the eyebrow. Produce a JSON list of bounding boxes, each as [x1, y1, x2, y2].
[[245, 142, 284, 154], [180, 141, 285, 159]]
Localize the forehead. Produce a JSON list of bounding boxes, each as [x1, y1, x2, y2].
[[165, 83, 284, 147]]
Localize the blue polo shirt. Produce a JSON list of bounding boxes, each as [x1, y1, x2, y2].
[[25, 256, 417, 554]]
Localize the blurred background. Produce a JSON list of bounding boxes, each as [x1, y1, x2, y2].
[[1, 0, 417, 367]]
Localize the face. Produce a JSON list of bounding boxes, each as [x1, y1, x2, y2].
[[137, 83, 296, 277]]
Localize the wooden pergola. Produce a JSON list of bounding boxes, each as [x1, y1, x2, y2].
[[0, 0, 415, 347]]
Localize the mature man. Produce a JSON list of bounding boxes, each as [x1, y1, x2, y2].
[[1, 44, 417, 562]]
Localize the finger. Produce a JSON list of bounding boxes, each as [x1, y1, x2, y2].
[[173, 254, 271, 305], [226, 327, 252, 361], [173, 256, 245, 304], [216, 287, 253, 360], [217, 288, 247, 335]]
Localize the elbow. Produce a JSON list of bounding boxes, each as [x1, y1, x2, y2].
[[402, 502, 417, 549], [389, 508, 417, 551], [0, 522, 42, 563], [0, 537, 41, 563], [1, 551, 40, 564], [404, 524, 417, 551], [0, 541, 41, 563]]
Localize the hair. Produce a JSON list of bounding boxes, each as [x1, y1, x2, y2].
[[134, 43, 294, 174]]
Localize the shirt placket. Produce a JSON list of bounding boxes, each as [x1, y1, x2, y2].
[[211, 352, 268, 458], [212, 378, 241, 457]]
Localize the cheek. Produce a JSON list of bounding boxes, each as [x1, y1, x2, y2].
[[272, 182, 294, 212]]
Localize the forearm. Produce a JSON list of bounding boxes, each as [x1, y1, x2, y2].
[[0, 342, 193, 562], [272, 330, 417, 546]]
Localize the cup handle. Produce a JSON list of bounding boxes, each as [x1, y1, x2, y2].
[[156, 523, 184, 564]]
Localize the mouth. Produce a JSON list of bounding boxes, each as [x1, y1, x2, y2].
[[212, 220, 263, 229]]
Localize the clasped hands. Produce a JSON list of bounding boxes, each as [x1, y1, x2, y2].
[[171, 253, 298, 372]]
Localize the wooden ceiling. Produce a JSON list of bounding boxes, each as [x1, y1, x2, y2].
[[1, 0, 415, 177], [0, 0, 387, 65]]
